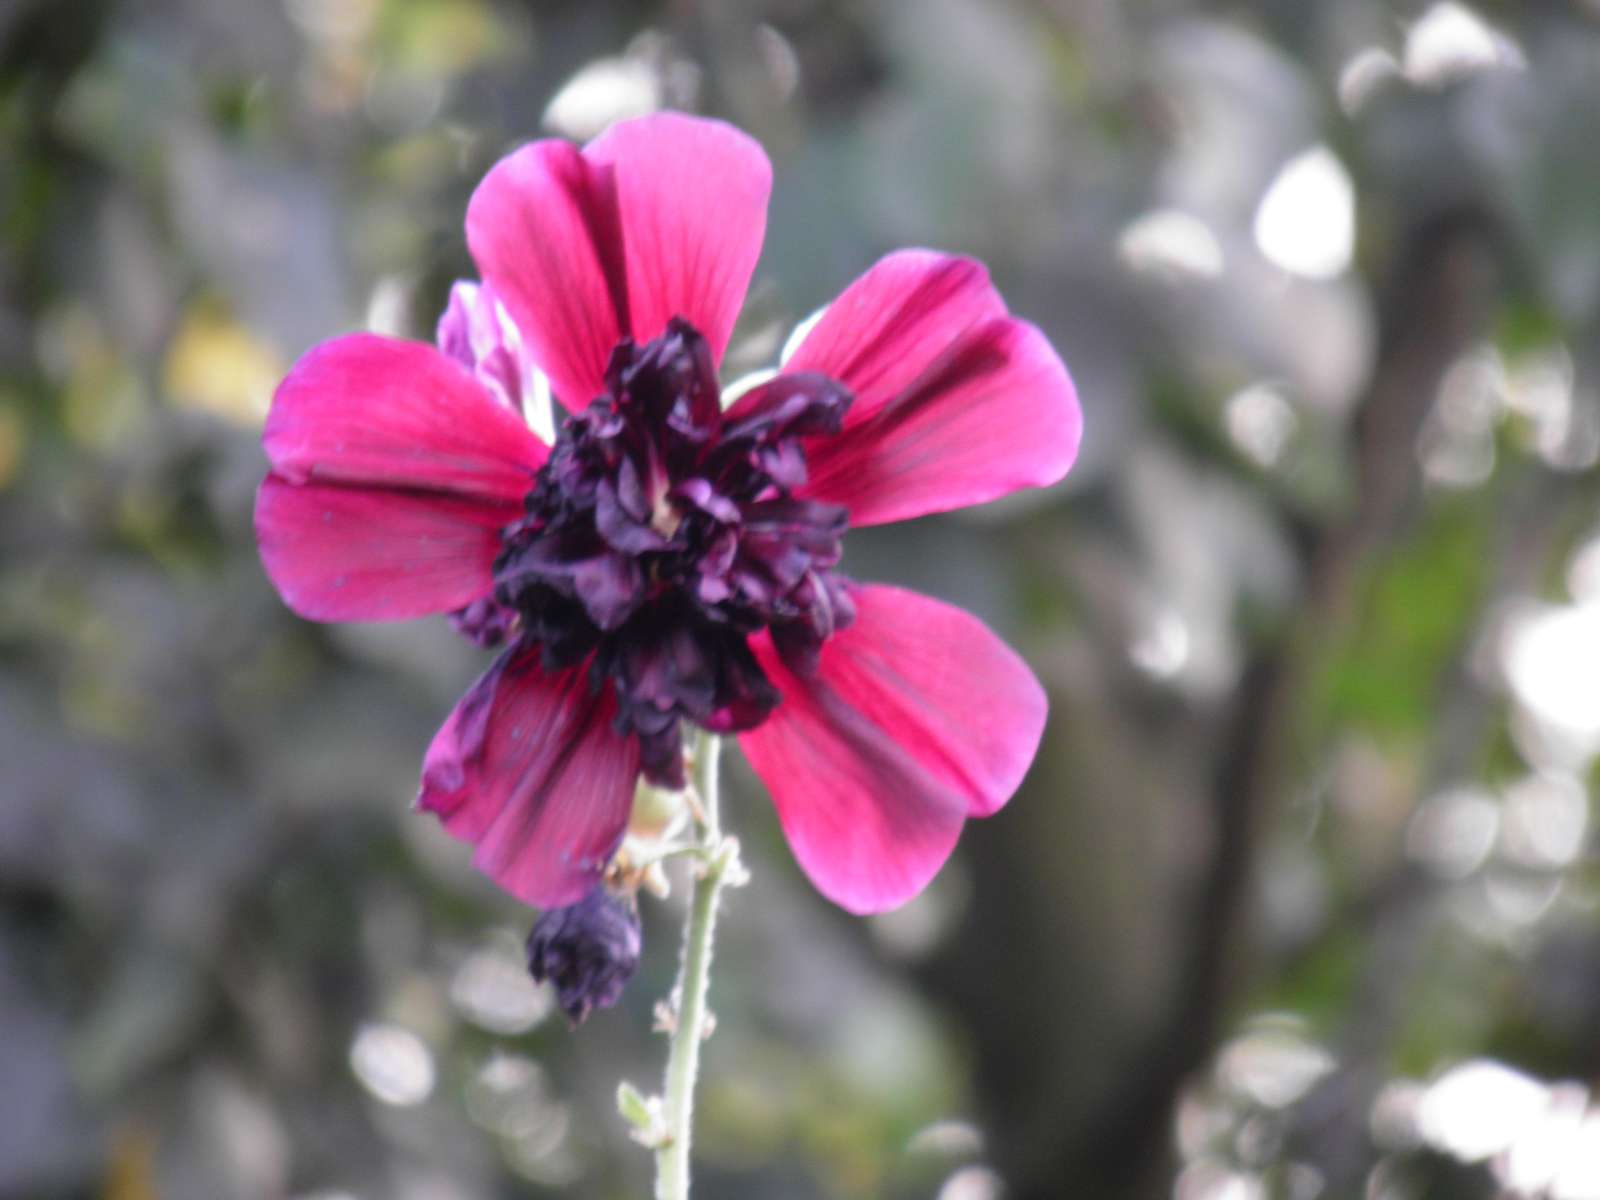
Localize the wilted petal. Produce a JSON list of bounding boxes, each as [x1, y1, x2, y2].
[[436, 280, 532, 415], [786, 251, 1081, 526], [526, 887, 643, 1025], [418, 644, 641, 908], [739, 584, 1047, 913], [436, 280, 500, 371]]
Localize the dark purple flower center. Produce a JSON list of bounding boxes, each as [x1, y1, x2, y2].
[[493, 318, 855, 787]]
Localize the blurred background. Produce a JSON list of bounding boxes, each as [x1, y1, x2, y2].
[[4, 0, 1600, 1197]]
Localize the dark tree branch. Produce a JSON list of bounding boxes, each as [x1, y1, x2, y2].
[[1036, 206, 1509, 1200]]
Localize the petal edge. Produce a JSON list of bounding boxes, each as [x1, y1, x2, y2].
[[418, 646, 641, 908], [264, 333, 546, 499], [787, 251, 1081, 526], [739, 584, 1047, 912], [255, 475, 515, 622]]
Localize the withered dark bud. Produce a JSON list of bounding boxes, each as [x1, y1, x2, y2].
[[526, 887, 643, 1025]]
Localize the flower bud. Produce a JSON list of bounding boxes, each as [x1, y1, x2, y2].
[[526, 887, 642, 1025]]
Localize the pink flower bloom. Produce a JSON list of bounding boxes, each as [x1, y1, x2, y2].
[[255, 112, 1081, 915]]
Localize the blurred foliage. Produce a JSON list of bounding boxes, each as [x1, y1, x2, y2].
[[1315, 498, 1492, 741], [4, 1, 1600, 1199]]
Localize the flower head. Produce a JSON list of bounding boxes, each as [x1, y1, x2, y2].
[[255, 111, 1081, 915]]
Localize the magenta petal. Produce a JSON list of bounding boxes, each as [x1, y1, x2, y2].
[[468, 115, 770, 412], [585, 112, 771, 367], [417, 645, 641, 908], [264, 333, 547, 497], [787, 250, 1081, 526], [258, 333, 545, 623], [467, 139, 628, 413], [738, 584, 1047, 913], [255, 475, 516, 622], [786, 251, 1006, 411]]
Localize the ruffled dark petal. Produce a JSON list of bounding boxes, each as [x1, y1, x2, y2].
[[491, 319, 853, 785], [448, 594, 519, 648]]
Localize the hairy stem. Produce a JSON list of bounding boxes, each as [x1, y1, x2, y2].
[[654, 732, 732, 1200]]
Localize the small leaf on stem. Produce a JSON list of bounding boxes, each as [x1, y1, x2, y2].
[[617, 1080, 670, 1147]]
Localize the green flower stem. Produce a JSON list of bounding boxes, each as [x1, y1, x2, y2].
[[654, 732, 734, 1200]]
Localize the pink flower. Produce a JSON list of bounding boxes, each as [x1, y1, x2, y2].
[[255, 112, 1081, 915]]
